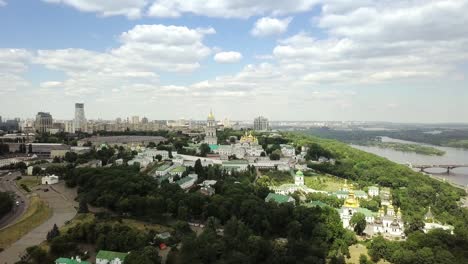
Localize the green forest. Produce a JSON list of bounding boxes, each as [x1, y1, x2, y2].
[[305, 127, 468, 150], [14, 132, 468, 264]]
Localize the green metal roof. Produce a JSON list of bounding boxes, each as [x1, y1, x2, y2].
[[295, 170, 304, 177], [223, 160, 249, 164], [170, 165, 186, 173], [177, 176, 195, 185], [354, 190, 368, 197], [209, 144, 219, 151], [334, 190, 348, 195], [357, 208, 376, 217], [155, 163, 172, 171], [265, 193, 293, 204], [55, 258, 91, 264], [96, 250, 128, 261]]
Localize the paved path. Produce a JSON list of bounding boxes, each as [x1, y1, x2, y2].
[[0, 182, 77, 264]]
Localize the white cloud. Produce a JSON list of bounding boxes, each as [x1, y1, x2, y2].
[[214, 51, 243, 63], [0, 1, 6, 7], [0, 49, 32, 94], [319, 0, 468, 42], [42, 0, 148, 18], [148, 0, 320, 18], [40, 81, 62, 88], [34, 24, 214, 96], [251, 17, 292, 37], [0, 49, 32, 73]]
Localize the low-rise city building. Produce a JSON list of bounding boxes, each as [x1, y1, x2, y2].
[[368, 186, 379, 197], [55, 257, 90, 264], [265, 193, 295, 205], [177, 173, 198, 190], [42, 175, 59, 185], [423, 207, 454, 234], [96, 250, 128, 264]]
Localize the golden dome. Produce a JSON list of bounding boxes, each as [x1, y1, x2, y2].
[[208, 110, 215, 120], [343, 186, 360, 208], [378, 206, 385, 217]]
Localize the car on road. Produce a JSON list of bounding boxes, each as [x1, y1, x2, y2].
[[15, 201, 20, 206]]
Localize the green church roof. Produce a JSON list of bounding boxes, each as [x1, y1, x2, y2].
[[96, 250, 128, 261], [265, 193, 294, 204], [295, 170, 304, 177], [55, 258, 91, 264], [209, 144, 219, 151]]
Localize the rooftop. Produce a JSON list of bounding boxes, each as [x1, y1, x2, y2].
[[170, 165, 186, 173], [154, 163, 172, 171], [55, 258, 91, 264], [96, 250, 128, 261], [265, 193, 293, 204]]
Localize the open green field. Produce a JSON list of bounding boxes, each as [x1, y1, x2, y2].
[[304, 174, 351, 192], [60, 213, 172, 234], [17, 177, 41, 190], [0, 195, 52, 249]]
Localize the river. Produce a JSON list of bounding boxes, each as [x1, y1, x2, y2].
[[351, 137, 468, 186]]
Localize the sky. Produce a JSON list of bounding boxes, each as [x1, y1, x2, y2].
[[0, 0, 467, 122]]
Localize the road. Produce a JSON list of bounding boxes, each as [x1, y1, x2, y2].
[[0, 171, 28, 230], [0, 181, 77, 264]]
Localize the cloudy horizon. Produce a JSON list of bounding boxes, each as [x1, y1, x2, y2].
[[0, 0, 467, 123]]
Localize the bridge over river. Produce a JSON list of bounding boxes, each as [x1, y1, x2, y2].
[[407, 163, 468, 174]]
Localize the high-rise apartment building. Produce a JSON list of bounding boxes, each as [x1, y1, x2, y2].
[[74, 103, 87, 132], [204, 110, 218, 145], [35, 112, 53, 133], [131, 116, 140, 124], [254, 116, 270, 131]]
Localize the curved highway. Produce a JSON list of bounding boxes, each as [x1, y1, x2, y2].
[[0, 171, 28, 230]]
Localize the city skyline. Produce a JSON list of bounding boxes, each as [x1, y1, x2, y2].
[[1, 1, 468, 122]]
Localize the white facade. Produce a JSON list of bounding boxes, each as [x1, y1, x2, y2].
[[204, 110, 217, 145], [97, 257, 124, 264], [42, 175, 59, 185], [74, 103, 87, 133], [423, 222, 454, 234], [295, 170, 304, 186], [368, 186, 379, 197], [280, 144, 296, 157], [177, 174, 198, 190]]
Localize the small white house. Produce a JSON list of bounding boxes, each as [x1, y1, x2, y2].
[[368, 186, 379, 197], [42, 175, 59, 185], [96, 250, 128, 264], [177, 173, 198, 190]]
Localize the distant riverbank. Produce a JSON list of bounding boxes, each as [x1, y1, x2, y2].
[[351, 137, 468, 186], [358, 141, 446, 156]]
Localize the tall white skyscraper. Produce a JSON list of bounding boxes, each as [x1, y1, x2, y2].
[[74, 103, 86, 132], [204, 110, 218, 145], [254, 116, 270, 131]]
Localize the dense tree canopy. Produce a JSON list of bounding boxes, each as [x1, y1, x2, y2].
[[0, 191, 14, 218]]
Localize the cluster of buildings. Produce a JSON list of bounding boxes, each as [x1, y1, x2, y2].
[[56, 250, 128, 264], [264, 171, 407, 239]]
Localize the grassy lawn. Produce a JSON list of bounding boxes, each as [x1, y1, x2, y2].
[[264, 170, 294, 185], [17, 176, 41, 190], [60, 213, 95, 233], [304, 174, 351, 192], [0, 195, 52, 249], [59, 213, 172, 234], [122, 219, 173, 233], [347, 243, 391, 264]]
